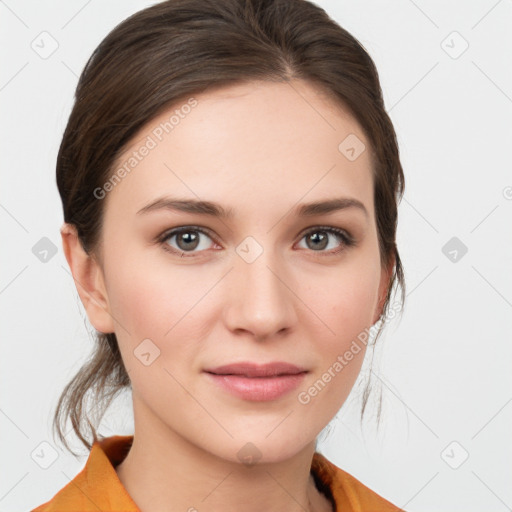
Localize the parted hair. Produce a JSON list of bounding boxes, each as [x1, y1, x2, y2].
[[54, 0, 405, 452]]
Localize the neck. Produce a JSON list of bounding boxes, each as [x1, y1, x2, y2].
[[115, 401, 332, 512]]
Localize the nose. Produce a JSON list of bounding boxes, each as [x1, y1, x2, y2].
[[223, 245, 298, 341]]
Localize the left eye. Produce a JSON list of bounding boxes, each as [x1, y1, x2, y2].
[[297, 227, 354, 254]]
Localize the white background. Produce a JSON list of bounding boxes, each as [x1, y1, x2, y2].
[[1, 1, 511, 511]]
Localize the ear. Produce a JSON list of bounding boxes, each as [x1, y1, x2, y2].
[[60, 223, 115, 334], [372, 253, 395, 325]]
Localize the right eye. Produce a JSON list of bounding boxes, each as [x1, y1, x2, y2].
[[158, 226, 218, 257]]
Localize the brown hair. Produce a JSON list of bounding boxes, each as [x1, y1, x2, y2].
[[54, 0, 405, 452]]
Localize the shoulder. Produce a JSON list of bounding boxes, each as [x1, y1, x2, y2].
[[31, 436, 138, 512], [312, 452, 405, 512], [31, 467, 93, 511]]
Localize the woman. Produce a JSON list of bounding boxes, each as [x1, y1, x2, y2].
[[34, 0, 406, 510]]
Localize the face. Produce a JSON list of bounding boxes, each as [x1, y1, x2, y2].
[[85, 79, 390, 463]]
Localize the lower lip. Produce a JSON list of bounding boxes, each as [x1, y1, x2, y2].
[[204, 372, 307, 401]]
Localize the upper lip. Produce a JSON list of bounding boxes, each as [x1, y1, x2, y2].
[[204, 362, 308, 378]]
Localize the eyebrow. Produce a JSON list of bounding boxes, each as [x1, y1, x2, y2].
[[136, 196, 368, 219]]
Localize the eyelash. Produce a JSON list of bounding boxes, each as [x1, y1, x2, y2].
[[157, 225, 355, 259]]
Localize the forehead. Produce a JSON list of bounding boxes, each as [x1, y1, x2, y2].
[[105, 79, 374, 218]]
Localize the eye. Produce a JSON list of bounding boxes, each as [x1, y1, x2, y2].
[[297, 226, 355, 255], [158, 226, 217, 257], [157, 225, 355, 258]]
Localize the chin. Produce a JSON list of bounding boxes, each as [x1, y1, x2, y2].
[[201, 430, 317, 467]]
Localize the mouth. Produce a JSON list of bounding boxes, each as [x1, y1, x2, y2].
[[203, 362, 308, 401], [204, 361, 308, 378]]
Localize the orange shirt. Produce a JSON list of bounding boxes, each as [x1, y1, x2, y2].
[[33, 435, 404, 511]]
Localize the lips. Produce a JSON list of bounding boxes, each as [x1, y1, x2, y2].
[[204, 361, 308, 378], [204, 362, 308, 401]]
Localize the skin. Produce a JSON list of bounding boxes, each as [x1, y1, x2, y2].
[[62, 79, 393, 512]]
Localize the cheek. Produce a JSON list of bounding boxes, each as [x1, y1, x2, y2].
[[103, 245, 206, 336], [102, 247, 220, 379], [315, 257, 381, 345], [302, 253, 381, 383], [294, 266, 379, 419], [106, 269, 174, 338]]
